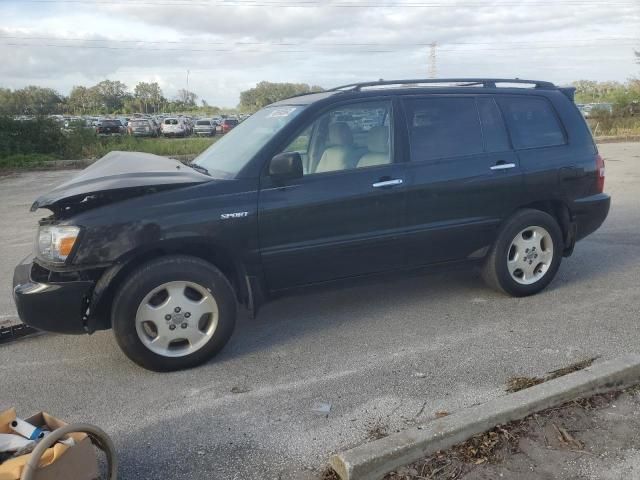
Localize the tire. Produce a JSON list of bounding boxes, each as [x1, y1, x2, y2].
[[111, 255, 236, 371], [482, 209, 564, 297]]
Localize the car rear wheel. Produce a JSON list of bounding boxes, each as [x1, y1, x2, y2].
[[482, 209, 563, 297], [111, 255, 236, 371]]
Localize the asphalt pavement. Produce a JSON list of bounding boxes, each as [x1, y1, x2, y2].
[[1, 143, 639, 479]]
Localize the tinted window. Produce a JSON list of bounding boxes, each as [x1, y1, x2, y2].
[[403, 97, 483, 162], [498, 96, 565, 149], [477, 97, 510, 152]]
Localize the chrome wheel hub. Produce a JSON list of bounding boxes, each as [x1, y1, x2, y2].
[[135, 281, 218, 357], [507, 226, 554, 285]]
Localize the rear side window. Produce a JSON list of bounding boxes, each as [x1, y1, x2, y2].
[[477, 97, 510, 152], [403, 97, 483, 162], [498, 97, 565, 149]]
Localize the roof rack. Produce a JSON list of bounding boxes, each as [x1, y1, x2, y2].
[[329, 78, 556, 92]]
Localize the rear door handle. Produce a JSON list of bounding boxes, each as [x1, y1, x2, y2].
[[490, 162, 516, 171], [372, 179, 403, 188]]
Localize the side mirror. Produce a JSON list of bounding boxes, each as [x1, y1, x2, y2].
[[269, 152, 303, 181]]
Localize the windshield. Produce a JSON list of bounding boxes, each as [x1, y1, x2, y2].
[[165, 119, 178, 125], [193, 105, 304, 178], [196, 120, 211, 125]]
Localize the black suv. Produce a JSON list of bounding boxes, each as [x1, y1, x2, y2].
[[13, 78, 610, 371]]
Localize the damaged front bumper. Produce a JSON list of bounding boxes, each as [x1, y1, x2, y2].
[[12, 255, 95, 334]]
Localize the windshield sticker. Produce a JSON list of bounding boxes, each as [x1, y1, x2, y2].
[[268, 107, 297, 118]]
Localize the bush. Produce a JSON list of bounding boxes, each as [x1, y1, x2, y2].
[[0, 116, 66, 158]]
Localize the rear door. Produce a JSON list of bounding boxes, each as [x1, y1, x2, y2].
[[258, 99, 407, 290], [399, 95, 523, 266]]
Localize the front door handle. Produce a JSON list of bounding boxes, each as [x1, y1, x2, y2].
[[372, 179, 403, 188], [490, 162, 516, 171]]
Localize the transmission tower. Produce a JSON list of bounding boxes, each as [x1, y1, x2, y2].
[[428, 42, 438, 79]]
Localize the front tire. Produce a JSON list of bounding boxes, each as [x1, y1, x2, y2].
[[111, 255, 236, 371], [482, 209, 563, 297]]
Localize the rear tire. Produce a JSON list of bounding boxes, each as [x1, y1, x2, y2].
[[482, 209, 563, 297], [111, 255, 236, 371]]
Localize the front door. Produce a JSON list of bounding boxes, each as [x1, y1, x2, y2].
[[258, 99, 407, 290]]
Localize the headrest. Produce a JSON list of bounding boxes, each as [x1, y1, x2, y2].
[[328, 122, 353, 146], [367, 126, 389, 153]]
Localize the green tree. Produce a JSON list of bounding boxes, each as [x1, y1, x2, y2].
[[10, 86, 64, 115], [67, 85, 97, 114], [175, 89, 198, 109], [134, 82, 163, 113], [239, 81, 323, 111], [0, 88, 17, 115], [92, 79, 129, 112]]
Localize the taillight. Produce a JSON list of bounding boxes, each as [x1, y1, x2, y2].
[[596, 153, 605, 193]]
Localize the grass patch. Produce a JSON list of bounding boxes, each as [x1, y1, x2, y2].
[[0, 153, 59, 169], [588, 116, 640, 137], [81, 136, 218, 159]]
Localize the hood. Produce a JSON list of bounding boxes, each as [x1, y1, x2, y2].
[[31, 151, 211, 215]]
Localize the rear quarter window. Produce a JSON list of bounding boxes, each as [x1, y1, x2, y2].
[[498, 96, 565, 149]]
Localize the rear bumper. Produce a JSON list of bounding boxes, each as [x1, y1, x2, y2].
[[572, 193, 611, 241], [12, 256, 95, 334]]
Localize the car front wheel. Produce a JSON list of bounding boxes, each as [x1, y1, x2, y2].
[[111, 255, 236, 371], [482, 209, 563, 297]]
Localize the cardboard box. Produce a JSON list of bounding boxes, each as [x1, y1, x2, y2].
[[0, 409, 99, 480]]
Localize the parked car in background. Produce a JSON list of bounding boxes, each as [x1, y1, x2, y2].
[[128, 118, 158, 137], [194, 118, 217, 136], [218, 118, 238, 134], [96, 119, 125, 135], [162, 117, 187, 137]]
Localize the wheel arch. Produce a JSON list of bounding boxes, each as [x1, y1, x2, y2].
[[87, 239, 253, 332], [510, 200, 575, 255]]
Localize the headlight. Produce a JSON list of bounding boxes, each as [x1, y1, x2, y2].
[[36, 225, 80, 264]]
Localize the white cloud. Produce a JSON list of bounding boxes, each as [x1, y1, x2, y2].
[[0, 0, 638, 106]]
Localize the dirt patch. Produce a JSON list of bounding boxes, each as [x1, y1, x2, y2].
[[505, 376, 544, 393], [505, 357, 599, 393], [384, 386, 640, 480], [319, 466, 341, 480], [365, 419, 390, 441]]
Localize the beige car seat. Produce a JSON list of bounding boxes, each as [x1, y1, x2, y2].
[[315, 122, 354, 173], [357, 126, 390, 168]]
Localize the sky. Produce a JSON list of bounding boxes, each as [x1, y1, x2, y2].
[[0, 0, 638, 107]]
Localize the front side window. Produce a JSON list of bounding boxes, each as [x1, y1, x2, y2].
[[281, 101, 392, 175], [194, 105, 305, 179], [403, 97, 484, 162], [498, 96, 565, 149]]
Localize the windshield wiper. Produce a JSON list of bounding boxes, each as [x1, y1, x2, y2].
[[189, 163, 210, 176]]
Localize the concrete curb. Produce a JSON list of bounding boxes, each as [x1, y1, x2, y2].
[[330, 354, 640, 480]]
